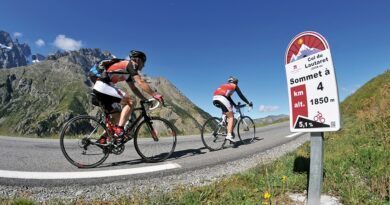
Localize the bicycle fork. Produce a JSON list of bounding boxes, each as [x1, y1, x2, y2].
[[146, 121, 159, 141]]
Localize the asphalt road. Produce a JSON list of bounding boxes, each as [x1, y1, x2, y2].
[[0, 121, 304, 186]]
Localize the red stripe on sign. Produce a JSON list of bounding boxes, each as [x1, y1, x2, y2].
[[291, 84, 308, 126]]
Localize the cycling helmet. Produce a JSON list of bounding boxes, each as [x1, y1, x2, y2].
[[129, 50, 147, 63], [227, 76, 238, 84]]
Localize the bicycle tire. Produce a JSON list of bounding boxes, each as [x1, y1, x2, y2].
[[60, 115, 110, 168], [134, 117, 177, 162], [201, 117, 227, 151], [237, 116, 256, 144]]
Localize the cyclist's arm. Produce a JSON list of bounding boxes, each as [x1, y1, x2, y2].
[[226, 96, 237, 107], [235, 86, 250, 105], [128, 81, 147, 101], [132, 74, 158, 97]]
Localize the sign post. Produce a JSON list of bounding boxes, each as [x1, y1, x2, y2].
[[284, 31, 341, 204]]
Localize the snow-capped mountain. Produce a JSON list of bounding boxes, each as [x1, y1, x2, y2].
[[290, 44, 321, 62], [0, 43, 12, 50], [31, 53, 46, 63], [0, 30, 31, 68]]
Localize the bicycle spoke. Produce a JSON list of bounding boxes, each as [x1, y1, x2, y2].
[[60, 116, 109, 168], [201, 117, 226, 151], [134, 117, 177, 162], [237, 116, 256, 144]]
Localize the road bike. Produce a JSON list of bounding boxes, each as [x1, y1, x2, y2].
[[201, 102, 256, 151], [60, 94, 177, 168]]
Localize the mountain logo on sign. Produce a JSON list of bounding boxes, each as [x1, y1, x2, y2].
[[290, 44, 321, 63]]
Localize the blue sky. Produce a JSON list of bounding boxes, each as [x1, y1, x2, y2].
[[1, 0, 389, 118]]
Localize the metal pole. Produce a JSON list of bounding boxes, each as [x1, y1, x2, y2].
[[308, 132, 324, 205]]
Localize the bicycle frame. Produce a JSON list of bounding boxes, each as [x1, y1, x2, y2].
[[220, 102, 248, 127], [96, 100, 157, 143]]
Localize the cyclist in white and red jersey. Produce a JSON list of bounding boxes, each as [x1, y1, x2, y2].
[[92, 50, 163, 143], [213, 76, 253, 142]]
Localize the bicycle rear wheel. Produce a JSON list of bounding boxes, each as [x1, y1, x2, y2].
[[201, 117, 227, 151], [134, 117, 177, 162], [60, 115, 109, 168], [237, 116, 256, 144]]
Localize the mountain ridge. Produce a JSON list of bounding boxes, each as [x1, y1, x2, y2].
[[0, 48, 212, 137]]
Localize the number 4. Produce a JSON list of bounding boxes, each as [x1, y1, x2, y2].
[[317, 82, 324, 91]]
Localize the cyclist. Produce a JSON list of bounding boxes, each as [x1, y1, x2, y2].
[[91, 50, 163, 143], [212, 76, 253, 142]]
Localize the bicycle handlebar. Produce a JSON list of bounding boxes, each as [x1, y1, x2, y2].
[[236, 102, 253, 111], [141, 98, 161, 111]]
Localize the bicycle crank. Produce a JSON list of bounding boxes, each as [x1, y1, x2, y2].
[[110, 144, 125, 155]]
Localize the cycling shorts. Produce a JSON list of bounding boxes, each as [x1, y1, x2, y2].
[[92, 80, 125, 111], [213, 95, 233, 113]]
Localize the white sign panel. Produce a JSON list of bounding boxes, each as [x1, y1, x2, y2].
[[285, 31, 340, 132]]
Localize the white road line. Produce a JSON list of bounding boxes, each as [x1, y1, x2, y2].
[[0, 163, 181, 179], [285, 133, 303, 138]]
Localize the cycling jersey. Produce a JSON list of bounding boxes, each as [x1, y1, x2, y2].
[[91, 60, 139, 111], [106, 60, 139, 84], [213, 83, 237, 97], [213, 83, 250, 113]]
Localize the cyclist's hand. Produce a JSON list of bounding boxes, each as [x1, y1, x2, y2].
[[248, 102, 253, 107], [153, 93, 165, 105]]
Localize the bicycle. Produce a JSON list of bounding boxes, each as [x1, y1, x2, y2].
[[201, 102, 256, 151], [60, 93, 177, 168], [313, 111, 325, 123]]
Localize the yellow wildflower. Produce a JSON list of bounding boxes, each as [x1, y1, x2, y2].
[[263, 191, 271, 199], [282, 175, 288, 182]]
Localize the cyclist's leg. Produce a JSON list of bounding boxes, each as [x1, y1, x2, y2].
[[118, 95, 136, 127], [92, 81, 125, 125], [213, 95, 234, 138], [226, 111, 234, 135]]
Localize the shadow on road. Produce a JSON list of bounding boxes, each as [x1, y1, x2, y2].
[[169, 147, 208, 159], [98, 159, 145, 168], [230, 137, 264, 148]]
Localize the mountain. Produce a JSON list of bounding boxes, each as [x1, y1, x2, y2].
[[290, 44, 321, 62], [31, 54, 46, 63], [47, 48, 113, 72], [254, 114, 289, 124], [0, 30, 31, 68], [0, 48, 211, 137], [135, 76, 212, 135]]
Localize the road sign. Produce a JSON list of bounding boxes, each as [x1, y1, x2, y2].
[[285, 31, 341, 132]]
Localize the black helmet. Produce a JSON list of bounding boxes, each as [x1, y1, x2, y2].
[[227, 76, 238, 84], [129, 50, 147, 63]]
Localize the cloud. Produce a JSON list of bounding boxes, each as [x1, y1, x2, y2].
[[259, 105, 279, 112], [13, 32, 23, 38], [35, 39, 45, 47], [53, 35, 82, 51]]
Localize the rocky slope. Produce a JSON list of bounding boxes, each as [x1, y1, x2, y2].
[[0, 30, 31, 68], [0, 48, 211, 137]]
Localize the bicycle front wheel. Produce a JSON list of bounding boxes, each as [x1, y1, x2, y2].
[[237, 116, 256, 144], [201, 117, 227, 151], [60, 115, 109, 168], [134, 117, 177, 162]]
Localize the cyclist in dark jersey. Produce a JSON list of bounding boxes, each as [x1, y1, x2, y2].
[[213, 76, 253, 142], [92, 50, 163, 143]]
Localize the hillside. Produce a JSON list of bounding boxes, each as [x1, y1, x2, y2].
[[0, 49, 211, 137]]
